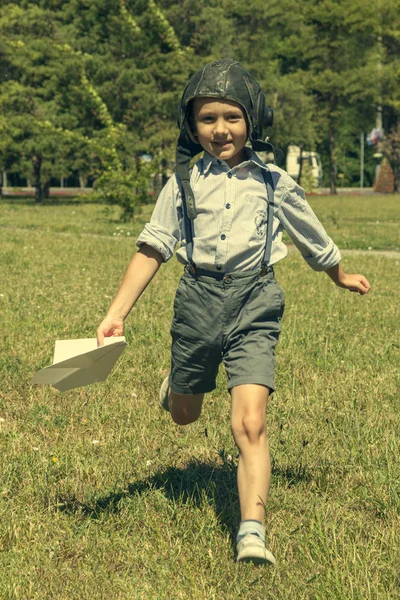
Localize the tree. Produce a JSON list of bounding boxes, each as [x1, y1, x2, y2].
[[2, 0, 399, 201], [0, 0, 195, 203], [378, 0, 400, 133], [225, 0, 315, 156], [0, 4, 93, 201], [298, 0, 380, 193]]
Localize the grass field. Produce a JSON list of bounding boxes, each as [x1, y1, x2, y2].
[[1, 195, 399, 599]]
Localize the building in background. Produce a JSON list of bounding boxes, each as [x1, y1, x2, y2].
[[286, 145, 323, 187]]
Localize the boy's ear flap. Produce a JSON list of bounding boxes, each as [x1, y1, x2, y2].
[[255, 91, 266, 139], [184, 100, 198, 142], [186, 116, 198, 140], [175, 130, 203, 220], [176, 128, 203, 160], [254, 92, 274, 138], [264, 104, 274, 129]]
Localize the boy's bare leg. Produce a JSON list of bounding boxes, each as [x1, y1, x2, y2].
[[168, 391, 205, 425], [230, 384, 270, 523]]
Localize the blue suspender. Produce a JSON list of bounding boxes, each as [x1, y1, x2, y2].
[[176, 167, 275, 269]]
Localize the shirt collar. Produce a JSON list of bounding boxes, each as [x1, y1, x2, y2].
[[202, 152, 220, 174], [202, 147, 270, 175]]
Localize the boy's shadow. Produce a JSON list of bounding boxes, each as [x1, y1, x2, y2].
[[60, 455, 240, 545], [59, 455, 311, 548]]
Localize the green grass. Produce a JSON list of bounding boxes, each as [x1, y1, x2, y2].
[[1, 193, 399, 251], [306, 194, 400, 251], [0, 196, 399, 599]]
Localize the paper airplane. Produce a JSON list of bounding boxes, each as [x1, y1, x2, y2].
[[31, 337, 126, 392]]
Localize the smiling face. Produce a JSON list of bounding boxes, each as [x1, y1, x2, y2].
[[192, 97, 248, 168]]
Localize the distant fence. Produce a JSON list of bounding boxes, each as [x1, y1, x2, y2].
[[1, 187, 92, 197], [1, 186, 375, 198]]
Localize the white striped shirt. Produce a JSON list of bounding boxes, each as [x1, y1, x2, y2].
[[136, 149, 341, 272]]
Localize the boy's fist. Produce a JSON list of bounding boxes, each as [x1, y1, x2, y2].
[[97, 316, 124, 347], [336, 273, 371, 295], [326, 264, 371, 295]]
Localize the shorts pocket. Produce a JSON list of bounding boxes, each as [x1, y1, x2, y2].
[[172, 277, 189, 321], [262, 280, 285, 317]]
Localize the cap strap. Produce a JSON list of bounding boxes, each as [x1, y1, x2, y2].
[[175, 173, 194, 265], [175, 131, 202, 220]]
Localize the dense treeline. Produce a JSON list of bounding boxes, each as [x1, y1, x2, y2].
[[1, 0, 399, 206]]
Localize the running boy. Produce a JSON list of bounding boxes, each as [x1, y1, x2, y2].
[[97, 60, 371, 565]]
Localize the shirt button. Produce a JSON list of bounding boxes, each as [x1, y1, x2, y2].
[[227, 172, 232, 178], [216, 265, 222, 271], [221, 234, 226, 240], [226, 203, 231, 209]]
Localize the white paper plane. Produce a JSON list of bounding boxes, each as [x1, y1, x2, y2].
[[31, 337, 126, 392]]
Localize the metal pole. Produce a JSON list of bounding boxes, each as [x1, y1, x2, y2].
[[360, 132, 364, 189]]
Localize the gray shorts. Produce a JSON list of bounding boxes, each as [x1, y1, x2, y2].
[[170, 266, 285, 395]]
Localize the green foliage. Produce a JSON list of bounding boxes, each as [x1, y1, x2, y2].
[[91, 170, 139, 220], [148, 0, 183, 54], [120, 0, 141, 36], [1, 0, 400, 197], [0, 0, 193, 203], [0, 4, 93, 200], [90, 160, 158, 221], [299, 160, 317, 194]]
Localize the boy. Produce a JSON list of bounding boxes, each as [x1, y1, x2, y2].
[[97, 60, 370, 565]]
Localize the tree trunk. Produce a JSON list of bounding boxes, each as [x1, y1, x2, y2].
[[32, 155, 43, 203], [328, 122, 337, 195], [0, 171, 3, 197], [43, 179, 51, 199]]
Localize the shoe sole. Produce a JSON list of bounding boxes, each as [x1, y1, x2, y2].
[[159, 376, 170, 411], [237, 546, 276, 566], [237, 554, 275, 566], [238, 556, 269, 565]]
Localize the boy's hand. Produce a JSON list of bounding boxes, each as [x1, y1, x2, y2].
[[335, 273, 371, 295], [97, 315, 124, 347], [325, 264, 371, 295]]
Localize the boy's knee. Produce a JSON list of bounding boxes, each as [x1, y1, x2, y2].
[[170, 408, 200, 426], [169, 393, 203, 425], [232, 412, 266, 445]]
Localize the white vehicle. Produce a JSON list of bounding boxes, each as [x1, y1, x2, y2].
[[286, 145, 323, 187]]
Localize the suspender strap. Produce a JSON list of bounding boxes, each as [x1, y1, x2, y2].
[[175, 173, 194, 265], [261, 168, 275, 268]]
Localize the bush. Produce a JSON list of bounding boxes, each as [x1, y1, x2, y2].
[[90, 161, 157, 221], [374, 157, 394, 193], [300, 161, 317, 194]]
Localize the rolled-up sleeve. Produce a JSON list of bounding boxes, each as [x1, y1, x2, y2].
[[136, 175, 182, 262], [278, 178, 341, 271]]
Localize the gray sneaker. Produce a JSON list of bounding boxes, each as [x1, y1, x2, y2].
[[159, 376, 170, 411], [236, 534, 276, 565]]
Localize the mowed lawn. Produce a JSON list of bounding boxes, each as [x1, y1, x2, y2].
[[0, 195, 399, 600]]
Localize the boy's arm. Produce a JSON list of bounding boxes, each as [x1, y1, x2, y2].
[[277, 177, 370, 293], [97, 244, 163, 346], [325, 263, 371, 295], [276, 178, 370, 294]]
